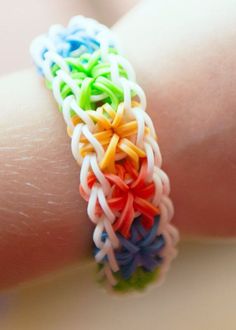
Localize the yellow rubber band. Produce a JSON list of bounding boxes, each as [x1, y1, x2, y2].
[[120, 138, 146, 158], [100, 133, 120, 172], [111, 103, 124, 128]]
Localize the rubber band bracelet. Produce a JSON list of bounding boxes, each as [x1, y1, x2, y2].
[[30, 16, 179, 292]]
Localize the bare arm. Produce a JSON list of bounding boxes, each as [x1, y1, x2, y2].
[[0, 0, 235, 289]]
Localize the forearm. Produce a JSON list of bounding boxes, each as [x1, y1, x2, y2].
[[0, 69, 92, 288], [0, 0, 236, 289]]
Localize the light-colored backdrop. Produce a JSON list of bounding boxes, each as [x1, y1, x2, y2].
[[0, 241, 236, 330]]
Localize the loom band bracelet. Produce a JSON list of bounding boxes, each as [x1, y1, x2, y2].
[[31, 16, 179, 290]]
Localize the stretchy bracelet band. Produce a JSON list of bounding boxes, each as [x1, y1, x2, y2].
[[30, 16, 179, 292]]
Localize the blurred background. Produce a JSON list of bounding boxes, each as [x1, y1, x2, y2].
[[0, 0, 138, 75], [0, 1, 235, 329]]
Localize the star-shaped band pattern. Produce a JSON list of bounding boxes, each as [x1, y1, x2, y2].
[[80, 158, 160, 238]]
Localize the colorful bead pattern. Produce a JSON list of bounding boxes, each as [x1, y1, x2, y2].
[[30, 16, 179, 291]]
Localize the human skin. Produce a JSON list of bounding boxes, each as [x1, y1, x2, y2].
[[0, 0, 235, 289]]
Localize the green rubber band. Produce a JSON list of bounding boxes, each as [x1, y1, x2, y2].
[[93, 81, 120, 109], [78, 77, 93, 109], [46, 47, 135, 112], [97, 265, 161, 293], [113, 267, 161, 292]]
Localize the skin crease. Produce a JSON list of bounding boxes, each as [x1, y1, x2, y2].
[[0, 0, 236, 289]]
